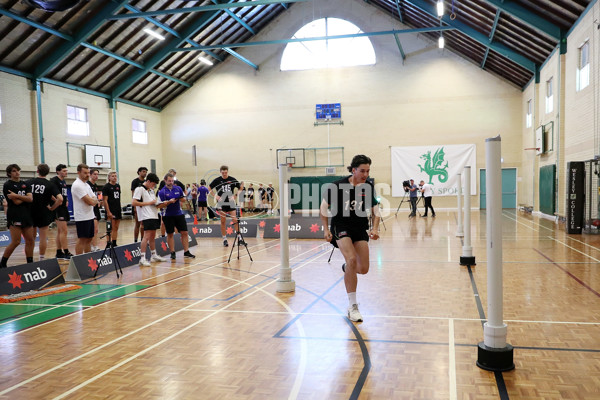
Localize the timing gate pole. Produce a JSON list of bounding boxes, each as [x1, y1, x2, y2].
[[456, 172, 464, 237], [460, 166, 476, 266], [477, 135, 514, 371], [277, 163, 295, 293]]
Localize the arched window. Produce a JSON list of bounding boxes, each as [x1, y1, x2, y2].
[[281, 18, 376, 71]]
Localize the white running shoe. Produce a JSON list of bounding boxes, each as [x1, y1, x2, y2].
[[347, 304, 363, 322], [91, 246, 100, 252], [151, 254, 168, 262], [139, 258, 151, 267]]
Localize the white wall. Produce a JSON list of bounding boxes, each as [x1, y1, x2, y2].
[[161, 0, 523, 209]]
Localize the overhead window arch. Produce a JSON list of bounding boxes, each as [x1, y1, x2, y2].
[[281, 17, 376, 71]]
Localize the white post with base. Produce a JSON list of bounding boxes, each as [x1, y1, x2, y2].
[[460, 166, 476, 266], [456, 172, 464, 237], [277, 163, 295, 293], [477, 135, 514, 371]]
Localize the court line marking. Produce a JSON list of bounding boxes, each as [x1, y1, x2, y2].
[[548, 237, 600, 263], [449, 318, 457, 400], [52, 248, 329, 400], [0, 243, 326, 397], [502, 211, 554, 232], [0, 304, 90, 308], [0, 240, 281, 333]]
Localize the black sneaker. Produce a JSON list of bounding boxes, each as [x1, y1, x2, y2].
[[342, 263, 346, 273], [0, 263, 7, 269], [56, 251, 65, 260], [184, 251, 196, 259], [64, 250, 73, 258], [171, 252, 176, 260], [223, 239, 229, 247]]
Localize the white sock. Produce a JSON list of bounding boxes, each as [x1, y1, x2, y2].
[[223, 236, 227, 239], [151, 250, 156, 256], [348, 292, 357, 307], [39, 255, 45, 260]]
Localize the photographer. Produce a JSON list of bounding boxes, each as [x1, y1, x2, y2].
[[407, 179, 419, 217], [420, 180, 436, 217]]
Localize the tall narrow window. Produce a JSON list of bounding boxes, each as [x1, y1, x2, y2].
[[545, 78, 553, 114], [577, 41, 590, 91], [67, 105, 89, 136], [132, 119, 147, 144], [280, 18, 376, 71], [526, 99, 532, 128]]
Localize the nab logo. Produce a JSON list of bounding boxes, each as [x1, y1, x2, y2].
[[198, 227, 213, 233], [0, 234, 9, 242], [23, 267, 48, 283], [288, 224, 302, 232]]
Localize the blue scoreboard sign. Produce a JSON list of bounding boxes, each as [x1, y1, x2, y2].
[[316, 103, 341, 120]]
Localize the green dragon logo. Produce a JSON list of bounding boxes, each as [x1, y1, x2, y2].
[[419, 147, 449, 184]]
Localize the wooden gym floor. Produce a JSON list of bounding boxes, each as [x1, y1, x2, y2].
[[1, 210, 600, 399]]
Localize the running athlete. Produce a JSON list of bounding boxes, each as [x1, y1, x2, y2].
[[158, 173, 195, 260], [102, 171, 122, 246], [26, 164, 62, 260], [209, 165, 240, 247], [1, 164, 34, 268], [50, 164, 73, 260], [320, 155, 380, 322], [87, 168, 102, 251], [131, 167, 147, 242]]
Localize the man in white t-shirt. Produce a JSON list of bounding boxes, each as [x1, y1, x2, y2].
[[132, 173, 171, 266], [71, 164, 99, 254], [420, 180, 436, 217]]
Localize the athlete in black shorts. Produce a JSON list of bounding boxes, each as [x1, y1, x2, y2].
[[1, 164, 34, 268], [103, 171, 122, 246], [320, 155, 380, 322], [131, 167, 147, 242], [27, 164, 63, 261], [266, 183, 275, 215], [88, 168, 102, 251], [50, 164, 73, 260], [209, 165, 241, 247]]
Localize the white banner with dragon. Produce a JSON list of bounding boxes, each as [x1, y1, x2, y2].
[[391, 144, 477, 197]]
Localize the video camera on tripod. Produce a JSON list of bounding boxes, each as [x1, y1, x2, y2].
[[402, 180, 411, 192]]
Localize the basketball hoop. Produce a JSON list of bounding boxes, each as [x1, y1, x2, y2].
[[287, 163, 293, 168]]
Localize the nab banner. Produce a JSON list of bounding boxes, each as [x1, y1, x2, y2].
[[0, 259, 64, 295], [187, 224, 258, 238], [263, 217, 326, 239], [148, 233, 198, 257], [0, 231, 41, 247]]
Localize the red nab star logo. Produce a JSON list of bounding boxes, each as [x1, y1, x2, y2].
[[124, 249, 133, 262], [8, 271, 24, 289], [274, 224, 280, 233], [310, 224, 320, 233], [88, 258, 99, 272], [226, 227, 233, 235], [192, 227, 198, 235], [161, 241, 168, 251], [259, 220, 266, 228]]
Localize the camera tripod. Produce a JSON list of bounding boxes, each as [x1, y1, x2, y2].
[[94, 224, 123, 278], [395, 192, 423, 217], [227, 209, 253, 263]]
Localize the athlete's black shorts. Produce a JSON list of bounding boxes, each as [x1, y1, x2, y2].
[[94, 206, 101, 221], [75, 219, 95, 239], [54, 207, 71, 222], [163, 214, 188, 234], [197, 200, 208, 207], [31, 207, 54, 228], [7, 209, 33, 229], [330, 223, 369, 248], [107, 205, 122, 220], [142, 218, 161, 231]]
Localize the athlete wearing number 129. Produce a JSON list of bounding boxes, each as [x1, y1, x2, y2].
[[320, 154, 380, 322]]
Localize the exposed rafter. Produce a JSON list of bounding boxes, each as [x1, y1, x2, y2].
[[33, 0, 129, 79], [111, 0, 239, 99], [483, 0, 562, 41], [108, 0, 307, 20]]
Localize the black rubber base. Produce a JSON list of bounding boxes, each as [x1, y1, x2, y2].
[[476, 342, 515, 372], [460, 256, 476, 266]]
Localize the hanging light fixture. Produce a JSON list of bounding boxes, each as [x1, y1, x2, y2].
[[198, 56, 214, 66], [438, 33, 445, 49], [437, 0, 444, 17]]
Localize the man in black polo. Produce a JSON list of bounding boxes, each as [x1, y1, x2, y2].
[[50, 164, 73, 260]]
